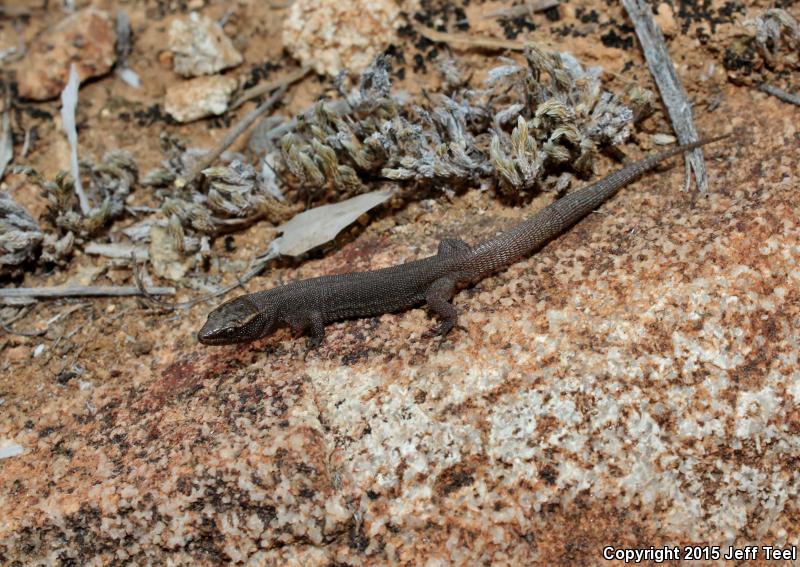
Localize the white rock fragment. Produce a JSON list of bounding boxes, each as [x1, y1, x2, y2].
[[0, 441, 24, 460], [117, 67, 141, 89], [282, 0, 404, 76], [169, 12, 243, 77], [164, 74, 238, 123]]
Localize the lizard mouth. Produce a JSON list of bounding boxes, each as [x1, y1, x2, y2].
[[197, 323, 236, 345]]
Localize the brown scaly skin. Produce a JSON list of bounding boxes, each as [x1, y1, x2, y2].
[[198, 135, 727, 349]]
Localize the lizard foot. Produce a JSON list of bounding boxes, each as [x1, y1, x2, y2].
[[423, 321, 466, 340], [306, 334, 324, 350]]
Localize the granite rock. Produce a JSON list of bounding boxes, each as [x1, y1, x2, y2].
[[282, 0, 404, 76], [169, 13, 243, 78], [0, 106, 798, 563], [15, 9, 117, 101], [164, 74, 238, 123]]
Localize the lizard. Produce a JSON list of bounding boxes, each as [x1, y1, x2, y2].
[[198, 135, 727, 349]]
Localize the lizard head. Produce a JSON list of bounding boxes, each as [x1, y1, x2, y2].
[[197, 294, 278, 345]]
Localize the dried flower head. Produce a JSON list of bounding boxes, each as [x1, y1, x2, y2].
[[0, 192, 43, 275], [28, 150, 138, 238], [725, 8, 800, 85], [279, 47, 636, 199]]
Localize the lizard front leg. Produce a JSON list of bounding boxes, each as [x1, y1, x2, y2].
[[288, 311, 326, 349], [425, 276, 460, 337], [306, 311, 326, 349]]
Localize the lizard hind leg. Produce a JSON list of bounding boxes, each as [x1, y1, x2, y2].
[[424, 276, 462, 337]]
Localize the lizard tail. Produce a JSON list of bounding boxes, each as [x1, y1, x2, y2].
[[552, 133, 730, 226]]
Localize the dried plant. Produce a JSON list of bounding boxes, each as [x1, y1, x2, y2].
[[203, 160, 297, 222], [0, 192, 43, 275], [5, 47, 650, 279], [725, 9, 800, 85], [142, 131, 298, 240], [40, 232, 75, 266], [145, 158, 298, 239], [30, 150, 138, 238], [744, 9, 800, 68], [280, 47, 638, 198]]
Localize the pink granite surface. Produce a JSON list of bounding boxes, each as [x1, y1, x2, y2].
[[1, 99, 799, 565]]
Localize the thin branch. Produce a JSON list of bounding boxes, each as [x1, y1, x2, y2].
[[85, 242, 149, 259], [1, 320, 46, 337], [164, 253, 276, 310], [0, 5, 36, 16], [181, 259, 270, 307], [484, 0, 560, 19], [177, 85, 288, 188], [1, 304, 33, 325], [416, 26, 527, 51], [0, 110, 12, 181], [0, 304, 41, 336], [621, 0, 710, 195], [129, 244, 277, 311], [0, 286, 176, 299], [229, 67, 310, 110], [131, 254, 181, 311], [20, 126, 31, 158], [759, 83, 800, 106], [60, 64, 91, 213]]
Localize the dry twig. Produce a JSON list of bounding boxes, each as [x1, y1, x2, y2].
[[484, 0, 560, 19], [621, 0, 710, 194], [0, 285, 175, 299], [178, 85, 289, 188], [0, 304, 40, 336], [759, 83, 800, 106], [229, 67, 310, 110], [416, 26, 527, 51]]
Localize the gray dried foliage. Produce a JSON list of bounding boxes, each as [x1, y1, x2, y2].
[[280, 47, 637, 198], [281, 59, 396, 197], [203, 160, 296, 222], [40, 232, 75, 266], [143, 135, 296, 238], [0, 192, 43, 275], [31, 150, 138, 238], [4, 48, 646, 279], [744, 9, 800, 68], [726, 9, 800, 85], [161, 197, 215, 235], [153, 166, 297, 237]]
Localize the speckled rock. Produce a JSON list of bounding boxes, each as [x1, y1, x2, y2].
[[282, 0, 405, 76], [164, 74, 238, 123], [169, 12, 243, 78], [15, 9, 117, 101], [0, 98, 799, 563]]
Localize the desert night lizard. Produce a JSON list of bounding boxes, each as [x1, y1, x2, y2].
[[198, 135, 726, 349]]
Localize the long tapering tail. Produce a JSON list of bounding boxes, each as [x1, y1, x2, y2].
[[467, 133, 729, 276], [553, 134, 730, 224]]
